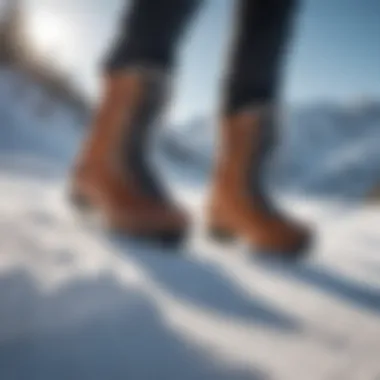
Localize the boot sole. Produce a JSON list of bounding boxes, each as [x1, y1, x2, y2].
[[207, 225, 311, 261], [69, 192, 186, 248]]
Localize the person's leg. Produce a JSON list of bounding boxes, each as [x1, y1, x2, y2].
[[71, 0, 201, 241], [224, 0, 297, 198], [209, 0, 311, 256], [104, 0, 201, 199], [222, 0, 296, 114]]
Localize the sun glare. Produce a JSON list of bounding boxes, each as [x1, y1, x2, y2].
[[28, 10, 65, 54]]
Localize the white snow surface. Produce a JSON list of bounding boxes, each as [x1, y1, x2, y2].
[[1, 69, 380, 380]]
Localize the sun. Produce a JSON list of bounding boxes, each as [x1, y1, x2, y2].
[[28, 10, 66, 54]]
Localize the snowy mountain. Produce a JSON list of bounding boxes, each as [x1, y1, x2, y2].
[[1, 67, 380, 380], [281, 100, 380, 198]]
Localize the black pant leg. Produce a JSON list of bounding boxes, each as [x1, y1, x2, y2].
[[223, 0, 298, 115], [105, 0, 201, 72]]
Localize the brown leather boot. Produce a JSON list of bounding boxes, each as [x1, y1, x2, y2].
[[70, 69, 188, 243], [207, 106, 311, 257]]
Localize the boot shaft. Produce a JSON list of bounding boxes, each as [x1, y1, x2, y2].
[[76, 68, 170, 198], [83, 68, 169, 164], [214, 105, 278, 197]]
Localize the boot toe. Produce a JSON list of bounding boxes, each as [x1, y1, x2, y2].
[[277, 224, 313, 260], [114, 204, 190, 247], [287, 227, 313, 260], [255, 222, 313, 261]]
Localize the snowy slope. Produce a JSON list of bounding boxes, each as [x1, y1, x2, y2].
[[1, 69, 380, 380]]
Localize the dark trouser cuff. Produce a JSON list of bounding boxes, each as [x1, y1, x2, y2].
[[103, 0, 200, 73]]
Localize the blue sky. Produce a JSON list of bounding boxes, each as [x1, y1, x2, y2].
[[23, 0, 380, 122]]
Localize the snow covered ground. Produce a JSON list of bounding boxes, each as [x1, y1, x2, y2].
[[1, 70, 380, 380]]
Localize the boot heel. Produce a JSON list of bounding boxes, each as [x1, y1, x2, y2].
[[69, 191, 108, 230], [69, 191, 93, 213], [207, 226, 237, 243]]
